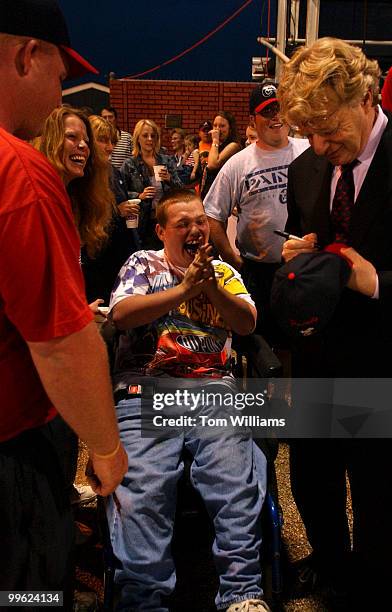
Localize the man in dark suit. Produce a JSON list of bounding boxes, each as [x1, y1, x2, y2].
[[277, 38, 392, 607]]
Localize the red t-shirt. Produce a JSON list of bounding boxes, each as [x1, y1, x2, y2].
[[0, 127, 93, 442]]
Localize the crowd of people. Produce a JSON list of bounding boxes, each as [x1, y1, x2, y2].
[[1, 1, 392, 612]]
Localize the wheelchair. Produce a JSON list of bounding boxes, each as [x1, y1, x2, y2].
[[98, 323, 284, 611]]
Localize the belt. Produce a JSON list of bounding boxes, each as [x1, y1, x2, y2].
[[113, 382, 155, 404], [113, 377, 236, 404]]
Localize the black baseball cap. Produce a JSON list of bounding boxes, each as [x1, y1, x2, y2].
[[1, 0, 98, 79], [199, 120, 213, 132], [271, 248, 352, 338], [249, 80, 279, 115]]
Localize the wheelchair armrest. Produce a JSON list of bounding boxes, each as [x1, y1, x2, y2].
[[233, 333, 283, 379]]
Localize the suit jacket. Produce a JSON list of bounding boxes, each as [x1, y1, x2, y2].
[[285, 114, 392, 376]]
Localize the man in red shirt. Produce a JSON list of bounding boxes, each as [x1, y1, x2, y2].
[[0, 0, 127, 598]]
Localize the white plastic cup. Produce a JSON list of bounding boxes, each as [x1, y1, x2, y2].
[[126, 214, 139, 228], [153, 165, 165, 181], [126, 198, 141, 228]]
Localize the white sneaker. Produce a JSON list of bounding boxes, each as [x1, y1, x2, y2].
[[226, 599, 271, 612], [70, 484, 97, 506]]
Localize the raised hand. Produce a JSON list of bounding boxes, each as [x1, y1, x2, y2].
[[181, 244, 215, 298]]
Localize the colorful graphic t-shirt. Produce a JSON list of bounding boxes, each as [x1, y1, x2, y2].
[[109, 249, 255, 379]]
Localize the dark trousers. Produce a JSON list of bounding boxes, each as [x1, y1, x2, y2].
[[289, 336, 392, 605], [290, 437, 392, 603], [241, 258, 285, 347], [0, 424, 74, 609], [44, 414, 79, 491]]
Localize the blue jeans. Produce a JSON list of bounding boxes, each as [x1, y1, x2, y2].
[[107, 390, 267, 611]]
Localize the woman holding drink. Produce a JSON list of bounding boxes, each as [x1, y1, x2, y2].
[[120, 119, 182, 249]]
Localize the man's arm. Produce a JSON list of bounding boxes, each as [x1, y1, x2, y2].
[[111, 245, 255, 335], [282, 164, 319, 262], [204, 281, 256, 335], [341, 247, 378, 297], [28, 321, 127, 496], [208, 217, 243, 270], [112, 285, 191, 330], [197, 247, 256, 335], [112, 248, 213, 330], [112, 246, 255, 335], [204, 168, 243, 270]]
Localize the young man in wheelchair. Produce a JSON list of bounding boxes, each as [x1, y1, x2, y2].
[[107, 188, 270, 612]]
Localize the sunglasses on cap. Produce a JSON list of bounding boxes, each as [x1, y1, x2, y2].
[[256, 101, 280, 119]]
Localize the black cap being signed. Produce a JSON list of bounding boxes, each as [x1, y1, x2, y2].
[[271, 249, 352, 338]]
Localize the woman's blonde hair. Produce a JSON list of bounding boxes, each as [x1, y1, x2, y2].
[[89, 115, 118, 146], [40, 106, 114, 257], [278, 37, 381, 128], [132, 119, 161, 157]]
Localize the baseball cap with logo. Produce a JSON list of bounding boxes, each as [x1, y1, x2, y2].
[[1, 0, 98, 79], [270, 247, 352, 339], [199, 120, 213, 132], [249, 80, 279, 116]]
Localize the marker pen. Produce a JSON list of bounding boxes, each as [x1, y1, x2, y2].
[[274, 230, 320, 250]]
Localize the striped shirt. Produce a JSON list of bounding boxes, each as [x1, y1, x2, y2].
[[111, 130, 133, 169], [185, 150, 197, 166]]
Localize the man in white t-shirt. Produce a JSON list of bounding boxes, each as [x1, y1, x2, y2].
[[204, 81, 309, 342]]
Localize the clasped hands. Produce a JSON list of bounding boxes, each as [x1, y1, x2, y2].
[[181, 244, 217, 298]]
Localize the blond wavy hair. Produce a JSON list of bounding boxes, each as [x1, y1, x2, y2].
[[89, 115, 118, 146], [132, 119, 161, 157], [278, 37, 381, 128], [39, 106, 114, 257]]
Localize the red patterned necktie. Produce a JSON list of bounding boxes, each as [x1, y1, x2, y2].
[[331, 160, 358, 244]]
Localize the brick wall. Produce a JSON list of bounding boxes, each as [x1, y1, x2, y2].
[[110, 79, 255, 149]]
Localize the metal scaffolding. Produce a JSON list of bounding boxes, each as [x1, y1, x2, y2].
[[258, 0, 392, 80], [274, 0, 320, 78]]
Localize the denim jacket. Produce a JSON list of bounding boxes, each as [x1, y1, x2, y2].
[[120, 153, 182, 247]]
